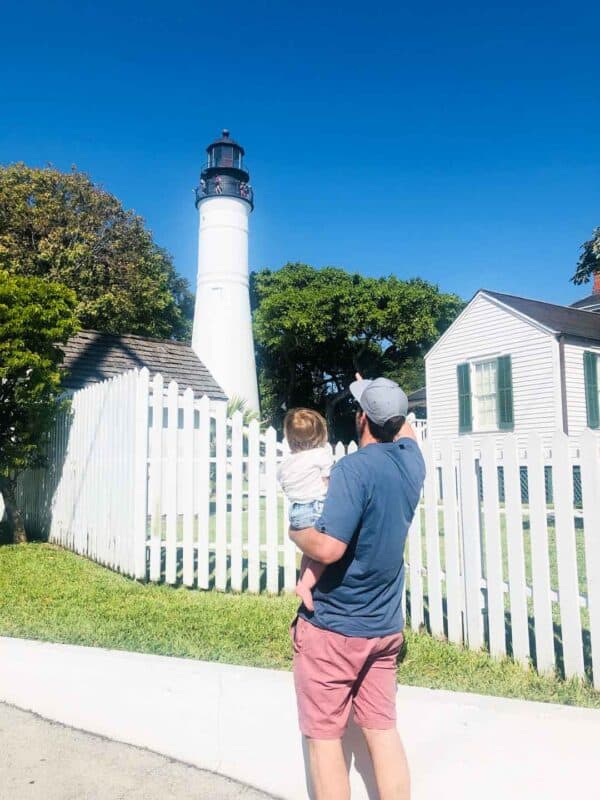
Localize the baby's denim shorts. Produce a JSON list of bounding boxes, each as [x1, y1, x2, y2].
[[289, 499, 324, 530]]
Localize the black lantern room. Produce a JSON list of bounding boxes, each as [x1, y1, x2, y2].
[[195, 129, 253, 209]]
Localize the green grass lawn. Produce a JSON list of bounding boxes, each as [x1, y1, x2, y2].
[[1, 543, 598, 709]]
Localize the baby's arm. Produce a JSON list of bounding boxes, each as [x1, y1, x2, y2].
[[298, 554, 326, 590], [296, 554, 327, 612]]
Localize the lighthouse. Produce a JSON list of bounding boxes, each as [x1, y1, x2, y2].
[[191, 130, 260, 413]]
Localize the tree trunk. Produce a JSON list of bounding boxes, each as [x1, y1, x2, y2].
[[0, 476, 27, 544]]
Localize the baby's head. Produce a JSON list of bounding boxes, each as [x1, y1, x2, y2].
[[284, 408, 328, 453]]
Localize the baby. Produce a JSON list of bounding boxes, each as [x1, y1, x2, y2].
[[277, 408, 334, 611]]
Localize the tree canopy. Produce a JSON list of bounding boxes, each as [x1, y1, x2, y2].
[[0, 163, 193, 339], [0, 271, 79, 543], [572, 227, 600, 285], [251, 263, 463, 439]]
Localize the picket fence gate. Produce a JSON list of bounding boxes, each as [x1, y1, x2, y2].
[[15, 368, 600, 688]]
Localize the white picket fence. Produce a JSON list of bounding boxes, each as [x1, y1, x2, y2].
[[13, 368, 600, 687]]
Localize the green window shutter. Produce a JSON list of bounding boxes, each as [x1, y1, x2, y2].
[[496, 355, 514, 430], [583, 351, 599, 429], [457, 363, 472, 433]]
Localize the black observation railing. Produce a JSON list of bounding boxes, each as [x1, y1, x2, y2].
[[195, 175, 254, 207]]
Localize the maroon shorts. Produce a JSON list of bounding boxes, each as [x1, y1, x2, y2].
[[291, 616, 404, 739]]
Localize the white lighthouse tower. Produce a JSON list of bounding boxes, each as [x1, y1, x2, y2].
[[191, 130, 260, 413]]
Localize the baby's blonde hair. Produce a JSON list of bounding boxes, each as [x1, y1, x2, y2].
[[284, 408, 328, 453]]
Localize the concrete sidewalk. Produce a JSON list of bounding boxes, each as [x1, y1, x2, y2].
[[2, 636, 599, 800], [0, 703, 274, 800]]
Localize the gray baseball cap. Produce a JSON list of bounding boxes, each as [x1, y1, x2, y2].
[[349, 377, 408, 426]]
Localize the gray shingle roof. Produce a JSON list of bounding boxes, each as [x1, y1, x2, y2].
[[570, 293, 600, 311], [482, 290, 600, 342], [407, 386, 426, 408], [60, 330, 227, 400]]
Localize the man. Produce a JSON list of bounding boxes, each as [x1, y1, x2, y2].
[[289, 377, 426, 800]]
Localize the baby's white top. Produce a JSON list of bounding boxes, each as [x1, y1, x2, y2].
[[277, 445, 334, 504]]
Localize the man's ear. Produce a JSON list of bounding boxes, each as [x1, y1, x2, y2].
[[358, 412, 368, 436]]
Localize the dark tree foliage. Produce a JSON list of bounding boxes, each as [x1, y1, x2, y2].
[[251, 263, 463, 441], [0, 163, 193, 339], [571, 227, 600, 286], [0, 271, 79, 543]]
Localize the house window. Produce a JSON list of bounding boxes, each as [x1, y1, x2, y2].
[[583, 351, 600, 429], [473, 359, 498, 431], [457, 355, 514, 434]]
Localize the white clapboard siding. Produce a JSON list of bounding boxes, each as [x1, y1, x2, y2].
[[502, 435, 530, 666], [230, 412, 244, 593], [552, 432, 584, 678], [480, 438, 506, 658], [563, 342, 600, 438], [527, 433, 556, 674], [196, 395, 211, 590], [425, 292, 559, 442], [439, 438, 463, 644], [579, 431, 600, 689], [422, 438, 444, 636], [458, 437, 484, 649]]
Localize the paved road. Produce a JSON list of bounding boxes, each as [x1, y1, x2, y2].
[[0, 703, 275, 800]]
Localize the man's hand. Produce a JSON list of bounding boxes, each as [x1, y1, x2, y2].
[[289, 526, 347, 565]]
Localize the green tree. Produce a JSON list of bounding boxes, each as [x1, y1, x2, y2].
[[0, 271, 79, 543], [251, 263, 462, 439], [572, 227, 600, 285], [0, 163, 193, 339]]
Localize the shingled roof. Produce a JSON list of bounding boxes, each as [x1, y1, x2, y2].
[[60, 330, 227, 400], [482, 290, 600, 342]]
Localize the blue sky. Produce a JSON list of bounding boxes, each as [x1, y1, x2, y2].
[[1, 0, 599, 305]]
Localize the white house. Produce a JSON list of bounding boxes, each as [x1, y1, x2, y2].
[[424, 289, 600, 441]]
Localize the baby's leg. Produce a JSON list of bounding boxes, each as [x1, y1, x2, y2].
[[296, 555, 326, 612]]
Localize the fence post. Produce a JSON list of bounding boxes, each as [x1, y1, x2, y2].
[[580, 430, 600, 689], [440, 438, 463, 644], [133, 368, 150, 580], [422, 438, 444, 636], [502, 434, 530, 666], [552, 432, 584, 678], [265, 426, 279, 594], [149, 373, 164, 583], [457, 437, 484, 650], [527, 432, 555, 674], [230, 411, 244, 592], [480, 437, 506, 658], [247, 419, 261, 593], [182, 387, 195, 587]]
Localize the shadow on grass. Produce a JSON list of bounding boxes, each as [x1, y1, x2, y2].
[[144, 546, 292, 597], [406, 589, 593, 684]]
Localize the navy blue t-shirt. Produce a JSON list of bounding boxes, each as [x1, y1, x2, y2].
[[298, 438, 426, 637]]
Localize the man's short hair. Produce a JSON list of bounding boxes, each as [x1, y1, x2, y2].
[[365, 415, 405, 443]]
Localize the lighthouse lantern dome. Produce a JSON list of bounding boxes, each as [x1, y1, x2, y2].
[[196, 129, 253, 208]]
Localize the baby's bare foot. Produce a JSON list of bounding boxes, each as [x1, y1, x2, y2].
[[296, 582, 314, 612]]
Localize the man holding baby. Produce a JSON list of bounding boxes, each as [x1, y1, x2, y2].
[[286, 376, 425, 800]]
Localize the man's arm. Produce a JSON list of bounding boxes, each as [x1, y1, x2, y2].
[[289, 526, 348, 565]]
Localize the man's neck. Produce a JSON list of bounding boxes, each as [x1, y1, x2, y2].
[[359, 431, 381, 448]]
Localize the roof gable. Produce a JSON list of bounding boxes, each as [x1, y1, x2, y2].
[[60, 330, 227, 400], [483, 290, 600, 342]]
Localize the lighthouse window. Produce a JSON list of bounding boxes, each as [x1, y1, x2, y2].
[[212, 287, 223, 301]]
